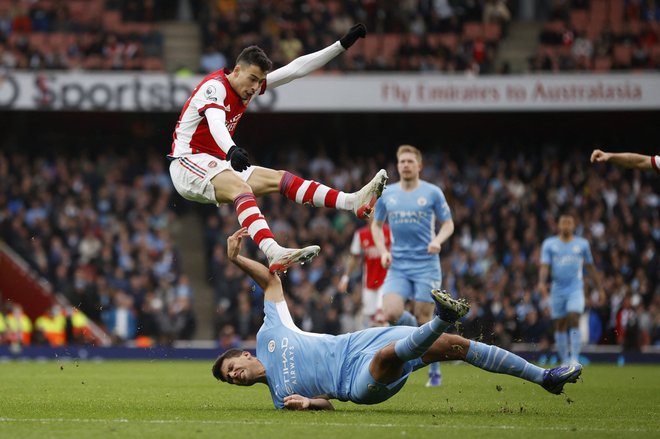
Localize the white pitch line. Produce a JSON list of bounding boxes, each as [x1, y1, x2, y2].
[[0, 418, 654, 433]]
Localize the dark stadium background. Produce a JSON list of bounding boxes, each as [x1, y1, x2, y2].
[[3, 110, 660, 155]]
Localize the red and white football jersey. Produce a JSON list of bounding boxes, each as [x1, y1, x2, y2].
[[350, 224, 392, 290], [169, 69, 266, 158]]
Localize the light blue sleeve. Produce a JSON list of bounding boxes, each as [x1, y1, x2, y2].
[[433, 186, 452, 222], [374, 193, 388, 222], [262, 300, 283, 330], [540, 239, 551, 265], [582, 239, 594, 265]]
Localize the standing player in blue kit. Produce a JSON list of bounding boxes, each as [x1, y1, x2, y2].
[[538, 213, 604, 366], [371, 145, 454, 387]]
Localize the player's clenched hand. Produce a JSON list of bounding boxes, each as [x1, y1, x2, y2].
[[226, 145, 251, 171], [283, 394, 310, 410], [590, 149, 611, 163], [380, 251, 392, 269], [340, 23, 367, 49], [227, 227, 249, 261], [427, 242, 441, 254]]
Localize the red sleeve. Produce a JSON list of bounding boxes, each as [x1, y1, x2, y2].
[[259, 79, 267, 95]]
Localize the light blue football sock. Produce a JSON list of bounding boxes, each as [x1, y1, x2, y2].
[[395, 310, 418, 327], [394, 317, 450, 361], [429, 361, 441, 377], [465, 341, 545, 384], [569, 327, 581, 364], [554, 331, 569, 365]]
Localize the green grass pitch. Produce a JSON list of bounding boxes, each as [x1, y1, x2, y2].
[[0, 360, 658, 438]]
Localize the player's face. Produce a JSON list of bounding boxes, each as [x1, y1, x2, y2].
[[558, 215, 575, 236], [232, 63, 267, 101], [221, 352, 257, 386], [397, 152, 421, 181]]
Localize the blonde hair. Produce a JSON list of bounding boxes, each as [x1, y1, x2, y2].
[[396, 144, 423, 164]]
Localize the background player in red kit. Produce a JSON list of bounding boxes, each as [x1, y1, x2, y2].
[[338, 217, 392, 329], [168, 24, 388, 273]]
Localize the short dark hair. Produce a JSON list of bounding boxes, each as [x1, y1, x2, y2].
[[212, 348, 243, 382], [236, 46, 273, 72], [558, 208, 575, 219]]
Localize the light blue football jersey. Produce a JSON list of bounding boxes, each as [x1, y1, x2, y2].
[[256, 300, 352, 409], [540, 236, 594, 295], [256, 300, 421, 408], [374, 180, 452, 265]]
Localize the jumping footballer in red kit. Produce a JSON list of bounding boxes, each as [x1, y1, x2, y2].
[[338, 219, 392, 328], [168, 24, 388, 273]]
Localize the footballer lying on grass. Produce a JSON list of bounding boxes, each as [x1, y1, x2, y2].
[[212, 228, 582, 410]]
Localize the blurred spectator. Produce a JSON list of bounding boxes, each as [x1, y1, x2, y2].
[[34, 305, 66, 346], [483, 0, 512, 34], [0, 308, 5, 342], [217, 324, 240, 351], [156, 295, 195, 345], [200, 44, 227, 73], [4, 303, 32, 346], [102, 291, 137, 344]]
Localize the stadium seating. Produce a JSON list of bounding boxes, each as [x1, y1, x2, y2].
[[531, 0, 660, 72], [198, 1, 506, 74], [0, 150, 193, 346], [0, 0, 163, 71]]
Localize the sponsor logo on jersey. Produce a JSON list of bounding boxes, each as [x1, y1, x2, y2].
[[389, 210, 429, 224], [280, 337, 297, 393], [226, 113, 242, 132]]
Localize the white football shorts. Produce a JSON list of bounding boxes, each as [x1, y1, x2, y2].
[[362, 286, 384, 317], [169, 153, 256, 205]]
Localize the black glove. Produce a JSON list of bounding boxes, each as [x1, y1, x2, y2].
[[340, 23, 367, 49], [226, 145, 250, 172]]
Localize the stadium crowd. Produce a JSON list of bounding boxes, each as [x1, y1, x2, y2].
[[202, 145, 659, 351], [1, 145, 658, 352], [3, 0, 659, 74], [0, 0, 165, 71], [530, 0, 660, 72], [0, 150, 195, 346], [0, 0, 511, 74], [199, 0, 510, 74]]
